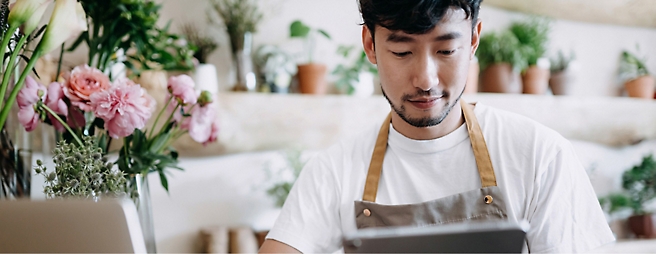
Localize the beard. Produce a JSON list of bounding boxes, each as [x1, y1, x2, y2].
[[382, 85, 464, 128]]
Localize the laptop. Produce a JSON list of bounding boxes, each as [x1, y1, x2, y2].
[[0, 198, 147, 253], [343, 219, 529, 253]]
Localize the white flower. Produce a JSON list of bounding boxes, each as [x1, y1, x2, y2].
[[36, 0, 87, 55], [7, 0, 53, 34]]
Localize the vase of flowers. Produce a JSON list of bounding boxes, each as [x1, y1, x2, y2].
[[210, 0, 263, 92], [0, 0, 87, 199], [180, 22, 220, 94]]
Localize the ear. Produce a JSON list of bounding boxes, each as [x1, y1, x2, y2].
[[470, 19, 482, 59], [362, 26, 377, 64]]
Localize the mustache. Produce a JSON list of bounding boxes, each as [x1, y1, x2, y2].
[[401, 89, 448, 101]]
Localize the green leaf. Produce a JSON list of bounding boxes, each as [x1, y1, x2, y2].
[[158, 170, 169, 192], [317, 29, 331, 40], [290, 20, 310, 38]]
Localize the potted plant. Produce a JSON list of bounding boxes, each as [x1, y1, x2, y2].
[[332, 45, 378, 97], [180, 22, 220, 94], [619, 48, 654, 99], [600, 155, 656, 238], [254, 44, 297, 93], [510, 19, 551, 94], [549, 50, 576, 95], [290, 20, 331, 94], [476, 31, 527, 93], [209, 0, 263, 92]]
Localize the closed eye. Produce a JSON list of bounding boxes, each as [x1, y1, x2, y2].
[[391, 51, 411, 57], [438, 49, 457, 56]]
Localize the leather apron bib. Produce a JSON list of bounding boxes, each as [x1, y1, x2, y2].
[[355, 100, 509, 229]]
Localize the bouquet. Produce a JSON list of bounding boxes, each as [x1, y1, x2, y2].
[[18, 65, 219, 196]]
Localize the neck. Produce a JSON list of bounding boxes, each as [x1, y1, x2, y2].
[[391, 102, 464, 140]]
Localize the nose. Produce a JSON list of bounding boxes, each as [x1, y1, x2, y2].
[[412, 53, 439, 91]]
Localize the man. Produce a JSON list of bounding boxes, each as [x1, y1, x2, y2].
[[260, 0, 615, 253]]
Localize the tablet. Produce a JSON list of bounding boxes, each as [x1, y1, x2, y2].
[[0, 198, 147, 253], [343, 219, 529, 253]]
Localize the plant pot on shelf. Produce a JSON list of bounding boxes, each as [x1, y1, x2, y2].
[[549, 70, 575, 96], [297, 63, 328, 94], [629, 213, 656, 238], [480, 63, 521, 93], [464, 58, 479, 94], [624, 75, 655, 99], [522, 65, 550, 94], [194, 64, 219, 95]]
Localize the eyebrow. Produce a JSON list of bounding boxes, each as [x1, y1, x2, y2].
[[385, 32, 462, 43]]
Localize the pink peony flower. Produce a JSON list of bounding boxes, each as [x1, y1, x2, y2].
[[45, 82, 68, 132], [182, 103, 218, 144], [63, 65, 110, 111], [17, 76, 47, 131], [89, 77, 156, 138], [204, 120, 219, 145], [167, 74, 197, 105]]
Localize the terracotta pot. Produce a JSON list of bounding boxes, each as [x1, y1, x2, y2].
[[629, 214, 656, 238], [464, 59, 479, 94], [625, 75, 655, 99], [297, 63, 328, 94], [549, 70, 574, 96], [480, 63, 521, 93], [522, 65, 550, 94]]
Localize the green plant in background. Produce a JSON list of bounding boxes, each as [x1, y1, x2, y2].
[[266, 150, 307, 207], [619, 47, 650, 83], [36, 136, 127, 199], [549, 49, 576, 73], [289, 20, 331, 63], [69, 0, 195, 77], [180, 22, 219, 64], [599, 154, 656, 215], [333, 45, 377, 95], [476, 31, 527, 72], [209, 0, 263, 54], [509, 18, 550, 68]]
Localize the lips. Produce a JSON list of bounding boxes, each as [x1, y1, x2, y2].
[[407, 96, 442, 110]]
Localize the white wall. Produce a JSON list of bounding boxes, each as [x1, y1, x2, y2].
[[156, 0, 656, 97]]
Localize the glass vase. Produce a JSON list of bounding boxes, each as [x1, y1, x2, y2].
[[231, 32, 256, 92], [128, 173, 157, 253], [0, 101, 31, 199]]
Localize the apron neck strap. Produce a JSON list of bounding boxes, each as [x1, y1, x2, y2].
[[362, 100, 497, 202]]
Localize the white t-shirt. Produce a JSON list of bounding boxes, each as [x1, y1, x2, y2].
[[267, 103, 615, 253]]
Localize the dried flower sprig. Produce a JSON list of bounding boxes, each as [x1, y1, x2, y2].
[[36, 136, 127, 199], [180, 22, 218, 64]]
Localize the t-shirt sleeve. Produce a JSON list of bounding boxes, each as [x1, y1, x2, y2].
[[266, 154, 343, 253], [526, 141, 616, 253]]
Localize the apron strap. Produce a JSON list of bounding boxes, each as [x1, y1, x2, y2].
[[362, 113, 392, 202], [362, 100, 497, 202], [460, 100, 497, 188]]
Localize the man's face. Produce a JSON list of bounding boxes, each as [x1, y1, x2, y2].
[[363, 8, 481, 128]]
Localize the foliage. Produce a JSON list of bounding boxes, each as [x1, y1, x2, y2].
[[180, 22, 219, 64], [289, 20, 331, 63], [69, 0, 195, 77], [266, 150, 306, 207], [332, 45, 377, 95], [209, 0, 262, 54], [509, 18, 550, 67], [619, 48, 650, 83], [550, 49, 575, 73], [36, 136, 127, 199], [599, 154, 656, 215], [476, 31, 527, 72]]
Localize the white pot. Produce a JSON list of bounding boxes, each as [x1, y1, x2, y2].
[[194, 64, 219, 95], [353, 72, 375, 97]]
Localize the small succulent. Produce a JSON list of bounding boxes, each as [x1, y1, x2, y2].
[[36, 136, 127, 199], [619, 48, 650, 83]]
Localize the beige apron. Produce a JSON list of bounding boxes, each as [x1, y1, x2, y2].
[[355, 100, 509, 229]]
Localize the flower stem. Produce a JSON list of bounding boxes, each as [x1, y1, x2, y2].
[[0, 34, 27, 109], [41, 104, 84, 147], [0, 48, 41, 131], [0, 25, 18, 70], [149, 95, 173, 139]]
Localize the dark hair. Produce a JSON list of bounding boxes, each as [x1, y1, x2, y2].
[[359, 0, 482, 38]]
